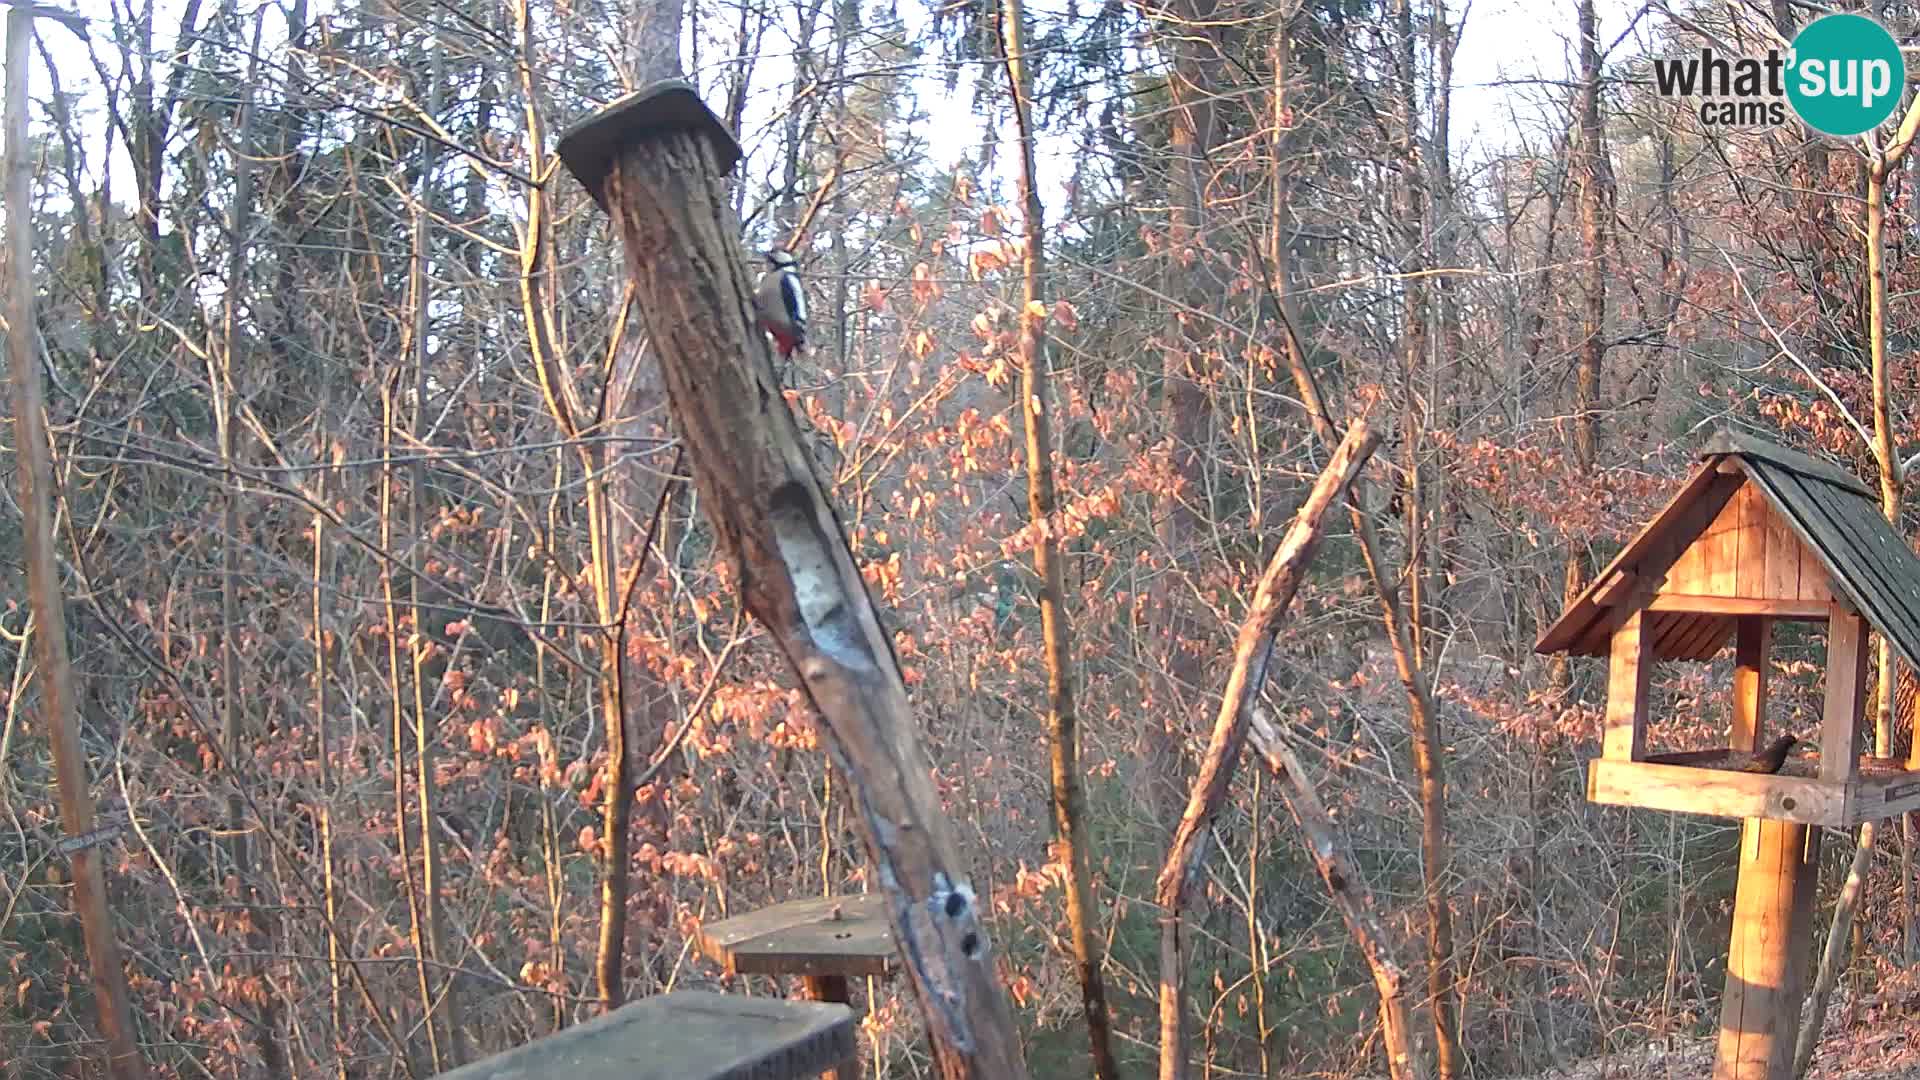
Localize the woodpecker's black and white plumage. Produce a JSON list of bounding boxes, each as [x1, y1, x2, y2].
[[754, 249, 808, 359]]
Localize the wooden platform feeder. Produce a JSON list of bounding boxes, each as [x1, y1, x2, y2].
[[696, 895, 899, 1080], [1537, 430, 1920, 1079], [433, 991, 855, 1080]]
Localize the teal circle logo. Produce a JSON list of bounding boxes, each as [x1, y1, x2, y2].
[[1787, 14, 1905, 136]]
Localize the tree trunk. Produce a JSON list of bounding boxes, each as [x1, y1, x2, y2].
[[568, 89, 1030, 1079], [1565, 0, 1610, 608], [1269, 269, 1457, 1080], [1796, 96, 1920, 1068], [312, 433, 349, 1080], [1155, 420, 1379, 1080], [998, 2, 1120, 1076], [213, 19, 286, 1073], [379, 379, 441, 1075], [4, 11, 146, 1077], [1147, 0, 1224, 831]]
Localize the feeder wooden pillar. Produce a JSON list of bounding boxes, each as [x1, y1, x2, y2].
[[1713, 612, 1839, 1080], [1715, 820, 1821, 1079]]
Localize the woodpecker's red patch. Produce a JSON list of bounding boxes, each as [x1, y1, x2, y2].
[[760, 316, 803, 358]]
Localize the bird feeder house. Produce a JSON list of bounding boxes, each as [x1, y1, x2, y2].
[[1538, 429, 1920, 1079]]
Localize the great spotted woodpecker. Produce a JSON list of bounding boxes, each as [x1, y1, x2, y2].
[[753, 249, 808, 359]]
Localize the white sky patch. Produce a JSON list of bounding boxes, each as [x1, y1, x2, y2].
[[24, 0, 1642, 245]]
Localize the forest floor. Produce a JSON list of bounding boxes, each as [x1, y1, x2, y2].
[[1505, 983, 1920, 1079]]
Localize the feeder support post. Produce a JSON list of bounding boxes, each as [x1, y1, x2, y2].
[[1714, 820, 1820, 1080], [556, 84, 1030, 1080]]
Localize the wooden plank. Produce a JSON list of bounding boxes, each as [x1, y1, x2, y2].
[[1593, 570, 1636, 607], [1537, 466, 1742, 656], [697, 894, 898, 979], [1649, 611, 1699, 659], [1732, 617, 1771, 753], [1799, 542, 1834, 604], [1587, 759, 1847, 825], [1674, 615, 1733, 661], [437, 992, 856, 1080], [1847, 768, 1920, 824], [1664, 485, 1745, 597], [1665, 539, 1710, 597], [1705, 428, 1875, 498], [1644, 595, 1829, 619], [1617, 475, 1746, 625], [1604, 610, 1653, 761], [1573, 621, 1613, 657], [1762, 505, 1803, 601], [1713, 819, 1822, 1080], [1706, 488, 1741, 596], [1735, 482, 1770, 599], [1821, 610, 1868, 783]]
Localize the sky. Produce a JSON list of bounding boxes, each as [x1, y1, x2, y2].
[[24, 0, 1627, 235]]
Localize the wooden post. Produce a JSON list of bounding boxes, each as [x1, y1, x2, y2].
[[1603, 609, 1652, 761], [1731, 617, 1771, 753], [1821, 609, 1868, 781], [556, 84, 1027, 1080], [1713, 612, 1820, 1079], [3, 10, 145, 1080], [1714, 820, 1821, 1079], [800, 976, 857, 1080]]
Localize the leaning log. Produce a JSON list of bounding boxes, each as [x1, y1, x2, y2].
[[556, 83, 1028, 1080], [1248, 713, 1430, 1080], [1154, 419, 1378, 1080]]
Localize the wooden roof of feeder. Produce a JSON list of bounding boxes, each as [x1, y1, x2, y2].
[[1536, 429, 1920, 669]]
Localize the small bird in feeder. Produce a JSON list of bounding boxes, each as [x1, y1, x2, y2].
[[1737, 733, 1801, 775], [753, 248, 808, 360]]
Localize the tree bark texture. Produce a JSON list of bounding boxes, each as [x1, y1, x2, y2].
[[1565, 0, 1610, 608], [586, 118, 1029, 1079], [1156, 419, 1379, 1080], [1147, 0, 1224, 830]]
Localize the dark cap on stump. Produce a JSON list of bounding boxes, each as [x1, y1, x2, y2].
[[557, 80, 744, 211]]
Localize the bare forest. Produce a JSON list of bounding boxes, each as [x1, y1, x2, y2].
[[15, 0, 1920, 1077]]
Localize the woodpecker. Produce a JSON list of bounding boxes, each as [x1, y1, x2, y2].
[[1737, 733, 1800, 775], [753, 248, 808, 360]]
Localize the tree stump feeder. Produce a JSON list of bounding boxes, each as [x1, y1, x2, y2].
[[1537, 430, 1920, 1079], [554, 82, 1029, 1079], [433, 992, 855, 1080], [697, 894, 899, 1080]]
